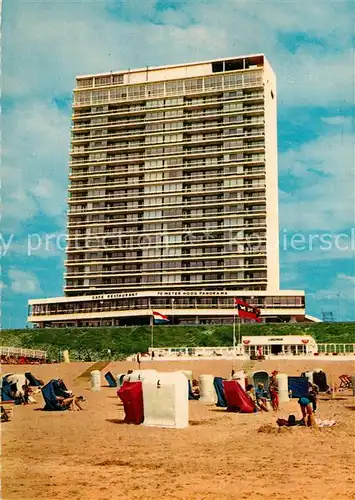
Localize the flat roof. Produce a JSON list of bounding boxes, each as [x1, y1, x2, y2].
[[77, 53, 266, 80]]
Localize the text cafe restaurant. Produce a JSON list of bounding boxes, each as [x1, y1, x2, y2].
[[241, 336, 318, 357]]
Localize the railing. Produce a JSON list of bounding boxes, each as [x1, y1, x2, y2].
[[0, 346, 47, 359], [69, 169, 265, 190], [73, 93, 265, 119], [73, 72, 264, 106], [68, 185, 266, 203], [70, 133, 265, 155], [71, 111, 265, 131], [69, 150, 266, 167], [72, 125, 265, 144], [317, 343, 355, 354]]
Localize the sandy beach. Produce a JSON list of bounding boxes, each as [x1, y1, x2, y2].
[[1, 359, 355, 500]]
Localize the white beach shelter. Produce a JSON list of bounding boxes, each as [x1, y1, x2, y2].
[[123, 370, 157, 383], [143, 372, 189, 429], [180, 370, 193, 382], [199, 374, 217, 404], [90, 370, 101, 391], [276, 373, 289, 403]]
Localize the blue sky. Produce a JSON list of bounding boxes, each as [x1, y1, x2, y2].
[[1, 0, 354, 327]]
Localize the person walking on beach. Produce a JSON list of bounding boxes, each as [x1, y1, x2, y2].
[[269, 370, 279, 411], [136, 352, 141, 369]]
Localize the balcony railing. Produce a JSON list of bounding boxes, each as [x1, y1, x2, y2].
[[71, 123, 265, 144], [70, 132, 265, 155], [72, 93, 265, 120]]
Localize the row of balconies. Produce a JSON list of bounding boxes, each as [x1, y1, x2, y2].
[[67, 218, 266, 237], [64, 264, 267, 279], [71, 122, 264, 144], [68, 194, 265, 211], [72, 103, 264, 130], [64, 249, 267, 266], [66, 236, 267, 254], [70, 132, 265, 156], [71, 108, 264, 133], [64, 276, 267, 290], [73, 92, 265, 119], [69, 154, 265, 179], [68, 181, 265, 203], [67, 209, 265, 227], [69, 168, 265, 191], [73, 73, 264, 108], [69, 148, 265, 168]]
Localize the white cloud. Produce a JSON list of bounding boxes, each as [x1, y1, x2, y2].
[[8, 269, 41, 294], [322, 116, 353, 126], [2, 102, 70, 231], [3, 1, 354, 107], [279, 133, 355, 231], [338, 273, 355, 284]]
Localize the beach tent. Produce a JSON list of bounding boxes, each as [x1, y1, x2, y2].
[[1, 380, 16, 402], [143, 372, 188, 428], [252, 371, 270, 390], [223, 380, 255, 413], [42, 380, 68, 411], [104, 371, 117, 388], [288, 377, 309, 398], [25, 372, 43, 387], [313, 370, 329, 392], [118, 382, 144, 425], [199, 375, 217, 404], [213, 377, 227, 408]]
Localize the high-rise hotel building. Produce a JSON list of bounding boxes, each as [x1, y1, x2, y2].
[[28, 54, 314, 327]]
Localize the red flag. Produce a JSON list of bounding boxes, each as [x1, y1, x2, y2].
[[234, 298, 261, 322]]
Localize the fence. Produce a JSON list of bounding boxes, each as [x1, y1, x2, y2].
[[0, 346, 47, 360]]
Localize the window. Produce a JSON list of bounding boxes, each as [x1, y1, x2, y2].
[[166, 80, 184, 95], [112, 74, 124, 85], [95, 75, 112, 87], [77, 78, 93, 88]]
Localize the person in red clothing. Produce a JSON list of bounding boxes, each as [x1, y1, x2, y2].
[[269, 370, 279, 411]]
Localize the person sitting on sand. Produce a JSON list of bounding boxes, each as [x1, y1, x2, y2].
[[246, 384, 268, 412], [255, 383, 270, 411], [192, 379, 200, 398], [269, 371, 279, 411], [56, 394, 85, 411]]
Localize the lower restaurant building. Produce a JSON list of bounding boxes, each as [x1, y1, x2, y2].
[[27, 289, 318, 327]]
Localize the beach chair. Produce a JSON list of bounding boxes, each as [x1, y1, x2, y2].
[[223, 380, 255, 413], [104, 371, 117, 388], [41, 380, 68, 411], [339, 375, 352, 390], [213, 377, 227, 408], [118, 382, 144, 424], [25, 372, 43, 387]]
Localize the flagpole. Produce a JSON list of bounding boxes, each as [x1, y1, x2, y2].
[[233, 307, 236, 371], [150, 314, 154, 349], [238, 316, 241, 346]]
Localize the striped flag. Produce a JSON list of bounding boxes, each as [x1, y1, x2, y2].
[[152, 311, 170, 324]]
